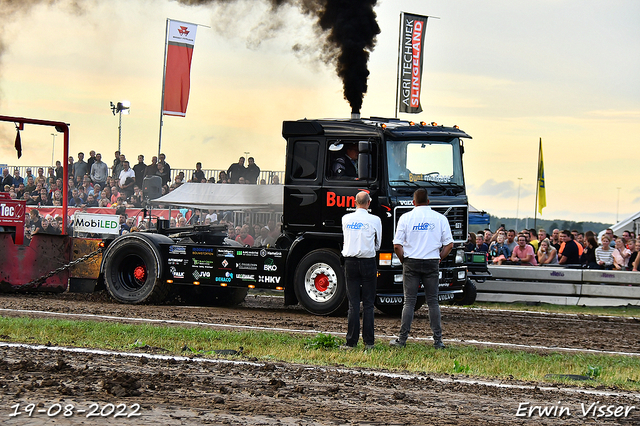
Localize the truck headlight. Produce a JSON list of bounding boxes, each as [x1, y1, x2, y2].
[[455, 248, 465, 264], [392, 253, 402, 266]]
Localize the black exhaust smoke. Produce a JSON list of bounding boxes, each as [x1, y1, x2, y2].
[[0, 0, 380, 113]]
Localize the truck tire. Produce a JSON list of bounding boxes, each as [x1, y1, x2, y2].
[[180, 286, 248, 307], [375, 296, 424, 316], [452, 279, 477, 306], [102, 235, 171, 304], [294, 249, 347, 315]]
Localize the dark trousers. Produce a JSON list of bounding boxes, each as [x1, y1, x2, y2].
[[344, 257, 377, 346], [399, 258, 441, 343]]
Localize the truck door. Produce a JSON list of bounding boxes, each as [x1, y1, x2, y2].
[[322, 140, 378, 232], [283, 138, 324, 234]]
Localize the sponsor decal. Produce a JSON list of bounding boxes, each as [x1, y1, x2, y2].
[[170, 266, 184, 279], [215, 271, 233, 283], [265, 250, 283, 258], [260, 249, 267, 258], [236, 262, 258, 271], [168, 258, 185, 265], [192, 270, 210, 280], [412, 222, 435, 231], [221, 259, 229, 268], [398, 200, 413, 206], [237, 250, 259, 257], [326, 191, 356, 208], [217, 249, 235, 258], [236, 273, 256, 281], [263, 258, 277, 271], [72, 213, 120, 235], [258, 275, 281, 284], [345, 221, 370, 230], [192, 247, 214, 255], [193, 259, 213, 265], [169, 245, 187, 255]]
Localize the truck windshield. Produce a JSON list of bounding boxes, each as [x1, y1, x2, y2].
[[386, 138, 464, 187]]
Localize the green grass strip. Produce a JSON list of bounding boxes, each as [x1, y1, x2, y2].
[[1, 315, 639, 391]]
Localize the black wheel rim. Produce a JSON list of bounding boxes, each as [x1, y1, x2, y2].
[[116, 253, 148, 292]]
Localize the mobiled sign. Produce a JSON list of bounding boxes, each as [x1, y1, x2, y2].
[[72, 213, 120, 235]]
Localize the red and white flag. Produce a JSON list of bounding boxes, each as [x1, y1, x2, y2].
[[162, 20, 198, 117], [397, 13, 428, 114]]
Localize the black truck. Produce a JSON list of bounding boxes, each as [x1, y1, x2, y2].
[[100, 117, 477, 314]]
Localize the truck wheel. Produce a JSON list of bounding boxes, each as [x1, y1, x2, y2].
[[180, 286, 248, 307], [102, 236, 171, 304], [375, 296, 424, 316], [452, 279, 477, 306], [294, 249, 347, 315]]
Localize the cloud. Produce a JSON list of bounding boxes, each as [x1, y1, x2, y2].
[[472, 179, 533, 199]]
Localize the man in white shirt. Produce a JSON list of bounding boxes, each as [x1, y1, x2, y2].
[[390, 188, 453, 349], [341, 191, 382, 350], [118, 161, 136, 199]]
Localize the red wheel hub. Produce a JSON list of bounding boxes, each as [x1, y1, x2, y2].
[[133, 266, 147, 282], [314, 274, 330, 292]]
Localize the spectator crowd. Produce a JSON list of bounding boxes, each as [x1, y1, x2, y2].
[[2, 151, 281, 243], [466, 227, 640, 271]]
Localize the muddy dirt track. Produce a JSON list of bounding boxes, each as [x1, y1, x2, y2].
[[0, 291, 639, 425]]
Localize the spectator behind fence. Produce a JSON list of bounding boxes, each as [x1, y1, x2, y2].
[[464, 233, 476, 252], [595, 235, 614, 269], [580, 235, 599, 269], [90, 153, 109, 187], [490, 233, 511, 265], [245, 157, 260, 184], [227, 157, 246, 184], [537, 238, 558, 265], [73, 152, 89, 179], [612, 238, 632, 270], [192, 162, 205, 183], [510, 234, 537, 265], [558, 230, 581, 265], [133, 155, 147, 188], [158, 153, 171, 184], [474, 233, 488, 252]]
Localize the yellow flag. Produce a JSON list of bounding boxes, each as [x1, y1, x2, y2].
[[537, 138, 546, 214]]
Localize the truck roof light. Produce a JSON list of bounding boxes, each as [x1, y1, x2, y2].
[[409, 121, 415, 126], [420, 121, 427, 126], [431, 122, 437, 126], [454, 125, 459, 129], [381, 123, 387, 129]]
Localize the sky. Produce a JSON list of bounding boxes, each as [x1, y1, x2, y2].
[[0, 0, 639, 225]]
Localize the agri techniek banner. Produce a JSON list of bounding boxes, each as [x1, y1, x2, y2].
[[397, 13, 428, 114]]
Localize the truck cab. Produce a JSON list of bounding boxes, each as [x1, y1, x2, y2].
[[279, 117, 474, 315]]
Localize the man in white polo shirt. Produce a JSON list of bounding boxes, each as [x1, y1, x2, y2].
[[390, 188, 453, 349], [341, 191, 382, 350]]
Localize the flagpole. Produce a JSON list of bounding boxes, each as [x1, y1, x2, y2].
[[534, 137, 541, 231], [158, 18, 169, 158], [394, 12, 404, 119]]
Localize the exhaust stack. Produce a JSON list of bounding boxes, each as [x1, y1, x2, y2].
[[351, 112, 361, 120]]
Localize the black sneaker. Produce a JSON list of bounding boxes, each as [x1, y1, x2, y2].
[[389, 339, 406, 347], [433, 339, 446, 350]]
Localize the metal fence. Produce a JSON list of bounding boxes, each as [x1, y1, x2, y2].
[[2, 165, 284, 186]]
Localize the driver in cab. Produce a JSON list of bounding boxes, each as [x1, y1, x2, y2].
[[331, 143, 358, 178]]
